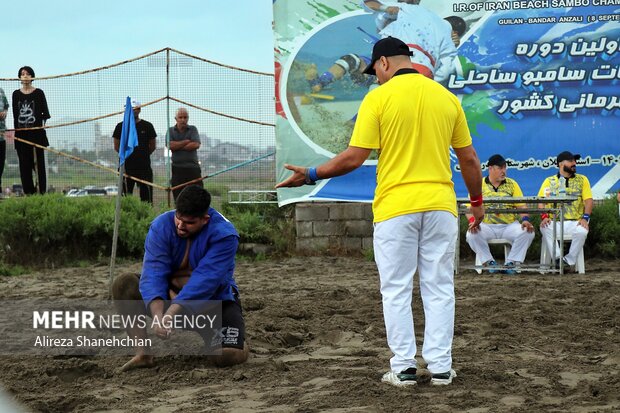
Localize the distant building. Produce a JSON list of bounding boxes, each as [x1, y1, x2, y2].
[[210, 142, 253, 163], [47, 118, 96, 151], [94, 122, 110, 155]]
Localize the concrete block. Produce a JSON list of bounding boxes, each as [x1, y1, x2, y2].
[[314, 221, 345, 236], [296, 204, 329, 221], [345, 220, 374, 237], [296, 221, 314, 238], [362, 237, 374, 251], [362, 204, 374, 220], [329, 203, 365, 220], [337, 237, 362, 251], [296, 237, 329, 251]]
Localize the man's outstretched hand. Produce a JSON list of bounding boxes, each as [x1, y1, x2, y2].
[[275, 164, 308, 188]]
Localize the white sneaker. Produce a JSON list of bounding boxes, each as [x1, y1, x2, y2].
[[431, 369, 457, 385], [381, 368, 418, 387]]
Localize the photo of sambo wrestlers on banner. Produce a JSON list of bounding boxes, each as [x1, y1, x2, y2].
[[274, 0, 620, 204]]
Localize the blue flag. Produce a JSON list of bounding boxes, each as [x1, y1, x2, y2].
[[119, 96, 138, 165]]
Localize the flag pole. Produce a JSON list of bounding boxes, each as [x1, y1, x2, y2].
[[108, 96, 138, 300], [108, 164, 125, 299]]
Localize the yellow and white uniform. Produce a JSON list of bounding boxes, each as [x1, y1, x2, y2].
[[537, 174, 592, 220], [350, 69, 470, 375], [537, 174, 592, 266], [466, 177, 534, 265]]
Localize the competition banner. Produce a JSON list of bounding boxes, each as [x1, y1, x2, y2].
[[274, 0, 620, 205]]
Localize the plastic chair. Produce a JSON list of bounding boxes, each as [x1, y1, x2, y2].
[[540, 233, 585, 274], [475, 239, 512, 274]]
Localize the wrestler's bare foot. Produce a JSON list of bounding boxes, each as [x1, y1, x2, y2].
[[119, 354, 155, 372]]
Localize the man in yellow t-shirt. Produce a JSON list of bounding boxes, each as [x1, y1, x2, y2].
[[537, 151, 593, 271], [276, 36, 483, 387], [466, 154, 535, 274]]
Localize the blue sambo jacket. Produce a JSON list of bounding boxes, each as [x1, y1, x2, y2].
[[139, 208, 239, 306]]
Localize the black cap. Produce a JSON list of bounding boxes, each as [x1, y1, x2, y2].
[[363, 36, 413, 76], [557, 151, 581, 164], [487, 154, 506, 167]]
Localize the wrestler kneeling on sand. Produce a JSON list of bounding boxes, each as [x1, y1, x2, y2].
[[112, 185, 249, 371]]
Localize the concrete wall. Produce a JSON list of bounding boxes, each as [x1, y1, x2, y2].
[[295, 203, 373, 252]]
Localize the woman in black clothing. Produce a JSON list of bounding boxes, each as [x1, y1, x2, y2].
[[12, 66, 50, 194], [0, 87, 8, 194]]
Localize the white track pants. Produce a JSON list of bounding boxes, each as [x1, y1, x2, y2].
[[540, 220, 588, 266], [465, 222, 535, 264], [374, 211, 457, 374]]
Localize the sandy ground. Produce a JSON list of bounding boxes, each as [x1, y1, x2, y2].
[[0, 256, 619, 412]]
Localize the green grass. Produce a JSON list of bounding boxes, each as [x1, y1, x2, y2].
[[0, 262, 29, 277]]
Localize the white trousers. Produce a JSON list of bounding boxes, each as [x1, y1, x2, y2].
[[465, 221, 535, 264], [374, 211, 457, 374], [540, 220, 588, 266]]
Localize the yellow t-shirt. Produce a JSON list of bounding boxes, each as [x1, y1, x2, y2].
[[537, 174, 592, 220], [480, 177, 524, 224], [349, 72, 472, 223]]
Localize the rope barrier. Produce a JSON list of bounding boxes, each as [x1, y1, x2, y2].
[[4, 95, 273, 133], [168, 151, 276, 193], [9, 138, 275, 193], [169, 48, 274, 77], [3, 97, 167, 133], [0, 48, 274, 81], [168, 97, 275, 127], [10, 136, 168, 190], [0, 49, 168, 81]]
